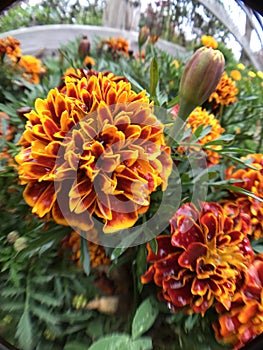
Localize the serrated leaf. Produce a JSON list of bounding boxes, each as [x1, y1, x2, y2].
[[132, 297, 159, 340], [31, 292, 62, 307], [16, 311, 33, 350], [31, 304, 60, 324]]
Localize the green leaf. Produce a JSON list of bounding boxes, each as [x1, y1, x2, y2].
[[88, 333, 130, 350], [148, 237, 158, 254], [80, 236, 90, 276], [110, 246, 127, 260], [205, 134, 234, 145], [136, 244, 147, 293], [149, 56, 159, 100], [132, 297, 159, 340], [166, 95, 180, 109], [64, 342, 89, 350], [15, 311, 33, 350], [251, 238, 263, 253], [132, 337, 152, 350]]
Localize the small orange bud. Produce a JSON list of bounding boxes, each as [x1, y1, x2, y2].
[[179, 47, 225, 108], [78, 35, 90, 60]]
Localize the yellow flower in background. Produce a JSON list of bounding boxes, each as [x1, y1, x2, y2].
[[237, 63, 245, 70], [173, 59, 180, 69], [248, 71, 256, 78], [209, 71, 239, 109], [15, 71, 172, 233], [230, 69, 242, 81], [18, 55, 46, 84], [201, 35, 218, 49], [257, 71, 263, 79]]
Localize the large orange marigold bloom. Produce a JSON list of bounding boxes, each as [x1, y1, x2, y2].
[[175, 106, 225, 166], [213, 254, 263, 349], [209, 72, 238, 109], [15, 72, 172, 233], [141, 202, 253, 315], [225, 153, 263, 240]]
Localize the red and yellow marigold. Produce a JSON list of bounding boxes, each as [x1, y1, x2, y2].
[[15, 71, 172, 233], [98, 37, 129, 58], [174, 106, 225, 166], [201, 35, 218, 49], [141, 202, 253, 315], [213, 254, 263, 349], [209, 71, 239, 109], [225, 153, 263, 240]]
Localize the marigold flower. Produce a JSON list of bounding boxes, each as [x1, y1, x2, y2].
[[225, 153, 263, 239], [141, 202, 253, 315], [61, 230, 110, 267], [0, 36, 21, 62], [18, 55, 46, 84], [213, 254, 263, 349], [15, 71, 172, 233], [175, 106, 225, 166], [173, 59, 180, 69], [230, 69, 242, 81], [237, 63, 245, 70], [248, 70, 256, 78], [83, 56, 96, 68], [99, 37, 129, 58], [257, 70, 263, 79], [201, 35, 218, 49], [208, 72, 239, 109]]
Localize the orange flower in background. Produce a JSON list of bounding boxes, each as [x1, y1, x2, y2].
[[99, 37, 129, 58], [61, 230, 110, 268], [15, 71, 172, 233], [83, 56, 96, 68], [0, 112, 16, 142], [0, 36, 21, 62], [225, 153, 263, 240], [18, 55, 46, 84], [230, 69, 242, 81], [209, 71, 239, 109], [213, 254, 263, 349], [141, 202, 253, 315], [175, 106, 225, 166], [201, 35, 218, 49]]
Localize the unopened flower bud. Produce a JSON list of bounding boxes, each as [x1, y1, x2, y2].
[[7, 230, 19, 244], [78, 35, 90, 60], [14, 237, 27, 252], [179, 47, 225, 109], [138, 26, 150, 48]]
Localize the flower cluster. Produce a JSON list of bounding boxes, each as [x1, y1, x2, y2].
[[18, 55, 46, 84], [201, 35, 218, 49], [213, 254, 263, 349], [225, 153, 263, 239], [175, 106, 225, 166], [209, 71, 239, 110], [15, 70, 172, 233], [141, 202, 253, 315]]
